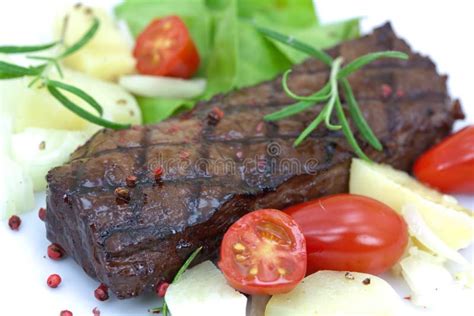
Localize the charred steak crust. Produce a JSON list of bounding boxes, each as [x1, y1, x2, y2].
[[46, 23, 461, 298]]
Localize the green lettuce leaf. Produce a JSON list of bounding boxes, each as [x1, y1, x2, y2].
[[115, 0, 360, 124]]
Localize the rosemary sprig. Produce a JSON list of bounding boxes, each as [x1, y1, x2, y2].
[[256, 25, 408, 161], [149, 246, 203, 315], [0, 17, 129, 130]]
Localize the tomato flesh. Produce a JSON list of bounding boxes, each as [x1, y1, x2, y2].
[[133, 16, 200, 78], [219, 209, 307, 295], [285, 194, 408, 275], [413, 125, 474, 194]]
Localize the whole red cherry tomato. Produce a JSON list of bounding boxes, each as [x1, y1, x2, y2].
[[218, 209, 307, 295], [413, 125, 474, 194], [285, 194, 408, 275], [133, 16, 200, 78]]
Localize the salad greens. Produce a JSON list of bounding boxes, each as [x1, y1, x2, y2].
[[115, 0, 360, 123]]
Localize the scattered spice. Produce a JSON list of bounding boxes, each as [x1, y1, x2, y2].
[[8, 215, 21, 231], [381, 84, 393, 99], [179, 150, 190, 160], [404, 295, 412, 300], [344, 272, 355, 280], [84, 7, 93, 15], [166, 125, 180, 134], [154, 167, 164, 181], [155, 282, 170, 298], [114, 187, 130, 202], [48, 243, 65, 260], [38, 207, 47, 221], [255, 121, 264, 133], [129, 110, 135, 117], [63, 194, 70, 204], [39, 141, 46, 150], [125, 175, 137, 188], [74, 3, 82, 9], [116, 99, 127, 106], [362, 278, 371, 285], [208, 107, 224, 125], [92, 307, 101, 316], [60, 310, 73, 316], [47, 274, 62, 288], [396, 88, 405, 97], [94, 283, 109, 301]]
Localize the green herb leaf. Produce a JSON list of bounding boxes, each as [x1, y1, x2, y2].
[[265, 100, 314, 121], [282, 70, 331, 101], [48, 80, 103, 116], [293, 107, 327, 146], [255, 24, 333, 66], [338, 51, 409, 78], [334, 96, 371, 161], [59, 18, 100, 59], [0, 61, 46, 78], [0, 41, 58, 54], [150, 246, 203, 315], [172, 246, 203, 283], [47, 84, 129, 130], [341, 80, 382, 151], [323, 57, 343, 130]]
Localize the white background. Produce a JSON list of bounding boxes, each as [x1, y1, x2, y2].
[[0, 0, 473, 315]]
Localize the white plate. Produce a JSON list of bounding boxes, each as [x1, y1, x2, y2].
[[0, 0, 473, 315]]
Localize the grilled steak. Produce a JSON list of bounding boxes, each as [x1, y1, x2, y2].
[[45, 23, 463, 299]]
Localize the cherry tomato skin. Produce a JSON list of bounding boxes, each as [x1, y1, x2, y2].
[[413, 126, 474, 194], [133, 16, 200, 78], [285, 194, 408, 275], [218, 209, 307, 295]]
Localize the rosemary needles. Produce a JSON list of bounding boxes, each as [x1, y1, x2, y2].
[[0, 17, 130, 130], [256, 26, 409, 161]]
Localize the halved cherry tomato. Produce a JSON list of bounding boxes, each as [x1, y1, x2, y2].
[[413, 125, 474, 194], [218, 209, 307, 295], [285, 194, 408, 275], [133, 16, 200, 78]]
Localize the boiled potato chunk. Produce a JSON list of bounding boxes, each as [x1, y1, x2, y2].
[[0, 155, 35, 219], [12, 128, 90, 191], [349, 158, 473, 250], [400, 247, 453, 307], [54, 5, 135, 81], [265, 270, 401, 316], [3, 69, 141, 133], [166, 261, 247, 316]]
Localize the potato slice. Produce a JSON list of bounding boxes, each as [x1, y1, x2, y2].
[[0, 155, 35, 219], [265, 270, 402, 316], [400, 247, 453, 307], [54, 5, 135, 82], [6, 69, 141, 133], [166, 261, 247, 316], [12, 128, 91, 191], [349, 158, 473, 249]]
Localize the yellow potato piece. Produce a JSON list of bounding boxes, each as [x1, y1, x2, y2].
[[265, 270, 401, 316], [3, 69, 141, 133], [54, 5, 135, 82], [349, 158, 473, 250]]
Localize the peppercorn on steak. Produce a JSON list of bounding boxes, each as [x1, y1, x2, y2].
[[45, 23, 463, 298]]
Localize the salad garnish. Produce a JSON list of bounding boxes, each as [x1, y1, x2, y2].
[[149, 246, 203, 315], [0, 18, 129, 130], [257, 26, 409, 161]]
